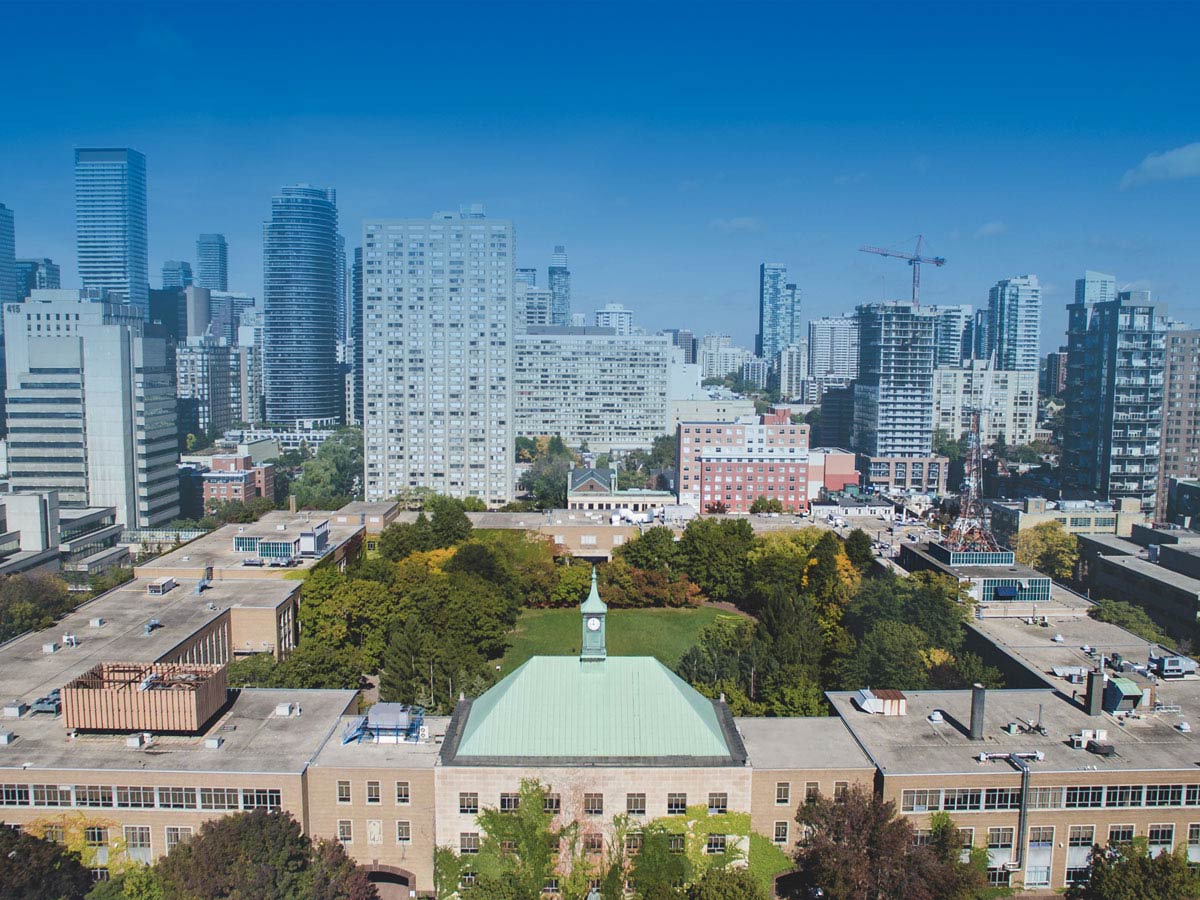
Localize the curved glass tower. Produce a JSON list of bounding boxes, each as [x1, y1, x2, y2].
[[262, 185, 340, 424]]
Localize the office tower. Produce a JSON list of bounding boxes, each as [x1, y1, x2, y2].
[[362, 210, 515, 505], [176, 336, 232, 438], [195, 233, 228, 291], [663, 328, 697, 365], [756, 264, 801, 359], [932, 361, 1038, 447], [593, 303, 634, 336], [1042, 346, 1068, 398], [1075, 270, 1117, 305], [0, 203, 15, 304], [987, 275, 1041, 371], [74, 148, 149, 315], [853, 301, 945, 493], [970, 308, 989, 360], [514, 329, 670, 452], [515, 283, 553, 333], [1157, 330, 1200, 517], [807, 315, 859, 380], [548, 244, 571, 326], [208, 291, 256, 345], [262, 185, 340, 424], [4, 290, 179, 526], [1064, 285, 1166, 512], [14, 258, 61, 298], [515, 267, 537, 287], [162, 260, 193, 289], [348, 247, 363, 427], [927, 304, 973, 367]]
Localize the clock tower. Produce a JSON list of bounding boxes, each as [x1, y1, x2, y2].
[[580, 566, 607, 661]]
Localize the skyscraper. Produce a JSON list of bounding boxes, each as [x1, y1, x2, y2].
[[348, 247, 364, 426], [14, 258, 61, 297], [548, 245, 571, 326], [756, 264, 801, 359], [515, 267, 538, 287], [593, 303, 634, 335], [0, 203, 15, 305], [161, 259, 193, 289], [807, 315, 859, 380], [987, 275, 1041, 371], [362, 210, 515, 505], [927, 304, 973, 367], [262, 185, 341, 424], [1075, 270, 1117, 305], [1064, 281, 1165, 512], [1157, 329, 1200, 517], [195, 233, 228, 291], [74, 148, 148, 315]]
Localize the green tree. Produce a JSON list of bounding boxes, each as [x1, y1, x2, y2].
[[843, 529, 875, 572], [458, 780, 565, 900], [631, 824, 693, 898], [290, 427, 364, 509], [0, 572, 77, 643], [685, 867, 768, 900], [1014, 520, 1078, 582], [615, 526, 679, 572], [428, 495, 474, 547], [677, 518, 755, 604], [0, 825, 92, 900], [843, 621, 932, 691], [378, 513, 436, 561], [1065, 839, 1200, 900], [748, 496, 785, 514], [1089, 599, 1169, 645]]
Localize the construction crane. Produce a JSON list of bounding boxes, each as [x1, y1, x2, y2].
[[859, 235, 946, 304]]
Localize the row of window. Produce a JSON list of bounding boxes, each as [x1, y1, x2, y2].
[[37, 823, 192, 855], [454, 789, 762, 818], [335, 780, 410, 805], [453, 830, 730, 856], [901, 783, 1200, 813], [0, 784, 281, 812]]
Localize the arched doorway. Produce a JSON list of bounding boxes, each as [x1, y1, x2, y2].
[[366, 864, 415, 900]]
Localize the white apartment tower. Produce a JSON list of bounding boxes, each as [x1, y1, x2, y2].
[[361, 210, 515, 506], [987, 275, 1041, 372], [807, 315, 859, 380]]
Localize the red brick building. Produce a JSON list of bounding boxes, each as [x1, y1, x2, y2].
[[202, 454, 275, 508]]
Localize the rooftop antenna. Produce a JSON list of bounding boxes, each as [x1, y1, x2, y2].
[[944, 388, 1000, 553]]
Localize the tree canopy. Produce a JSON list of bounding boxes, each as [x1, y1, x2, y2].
[[1065, 839, 1200, 900], [0, 825, 91, 900], [1014, 520, 1078, 582]]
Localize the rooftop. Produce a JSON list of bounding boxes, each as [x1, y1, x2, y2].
[[735, 716, 874, 771], [311, 715, 451, 770]]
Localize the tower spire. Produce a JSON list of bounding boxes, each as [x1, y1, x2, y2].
[[580, 566, 607, 661]]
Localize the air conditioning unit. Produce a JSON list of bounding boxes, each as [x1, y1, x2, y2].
[[275, 702, 294, 718]]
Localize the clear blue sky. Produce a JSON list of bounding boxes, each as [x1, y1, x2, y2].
[[3, 0, 1198, 350]]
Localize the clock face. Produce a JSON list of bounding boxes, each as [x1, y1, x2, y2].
[[586, 616, 601, 632]]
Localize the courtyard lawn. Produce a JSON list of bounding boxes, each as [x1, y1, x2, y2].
[[498, 605, 731, 674]]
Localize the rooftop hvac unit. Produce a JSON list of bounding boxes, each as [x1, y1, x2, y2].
[[42, 642, 58, 654], [88, 618, 104, 628], [275, 702, 294, 718], [2, 703, 28, 718], [0, 731, 14, 745], [125, 733, 151, 749], [204, 736, 224, 749]]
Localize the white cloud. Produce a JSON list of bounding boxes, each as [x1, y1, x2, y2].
[[974, 221, 1007, 238], [833, 172, 868, 186], [1121, 141, 1200, 189], [709, 217, 762, 234]]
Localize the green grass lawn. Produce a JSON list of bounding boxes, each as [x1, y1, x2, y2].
[[499, 606, 731, 674]]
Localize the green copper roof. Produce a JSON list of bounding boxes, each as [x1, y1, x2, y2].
[[580, 567, 607, 614], [451, 656, 733, 761]]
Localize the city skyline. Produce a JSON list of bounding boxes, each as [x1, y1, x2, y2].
[[1, 2, 1197, 349]]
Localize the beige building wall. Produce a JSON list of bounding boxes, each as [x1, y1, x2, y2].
[[748, 767, 874, 849]]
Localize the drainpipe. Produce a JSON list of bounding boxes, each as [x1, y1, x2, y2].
[[1013, 755, 1031, 871]]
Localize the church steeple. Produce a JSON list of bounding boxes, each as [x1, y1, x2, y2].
[[580, 567, 607, 661]]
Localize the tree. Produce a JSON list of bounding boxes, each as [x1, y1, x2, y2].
[[843, 621, 932, 691], [428, 496, 473, 547], [457, 780, 564, 900], [615, 526, 679, 572], [378, 513, 436, 561], [309, 839, 380, 900], [290, 427, 364, 509], [1065, 839, 1200, 900], [1089, 599, 1169, 645], [685, 867, 768, 900], [792, 786, 985, 900], [0, 825, 92, 900], [749, 496, 784, 514], [843, 529, 875, 572], [677, 518, 755, 604], [0, 572, 76, 643], [1014, 521, 1078, 582], [631, 824, 693, 898]]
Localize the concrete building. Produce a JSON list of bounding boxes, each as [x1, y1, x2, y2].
[[933, 361, 1039, 448], [4, 290, 179, 526], [1167, 478, 1200, 530], [514, 267, 537, 287], [74, 148, 148, 316], [775, 342, 808, 400], [513, 328, 670, 453], [548, 244, 571, 326], [900, 540, 1054, 608], [195, 233, 228, 291], [668, 396, 756, 431], [362, 210, 515, 506], [988, 497, 1148, 548], [593, 302, 634, 336], [807, 315, 858, 380], [663, 327, 697, 364], [987, 275, 1041, 371], [1042, 347, 1068, 398], [262, 184, 341, 423], [14, 257, 61, 298], [0, 490, 127, 586], [201, 454, 275, 509], [1158, 330, 1200, 518], [928, 303, 973, 367], [1064, 286, 1166, 513], [700, 343, 754, 381], [741, 357, 770, 390], [756, 264, 801, 359], [208, 290, 257, 345], [161, 260, 192, 289], [176, 336, 233, 438], [514, 282, 553, 332], [0, 202, 15, 305], [231, 418, 340, 454]]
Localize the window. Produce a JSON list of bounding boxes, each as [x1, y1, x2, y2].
[[242, 789, 281, 812], [124, 826, 151, 863], [157, 787, 196, 810], [1028, 787, 1063, 809], [85, 826, 108, 847], [1069, 825, 1095, 847], [0, 785, 29, 806], [75, 786, 113, 808], [541, 877, 558, 893], [43, 825, 64, 843], [942, 788, 981, 812], [627, 793, 646, 816], [1149, 824, 1175, 855], [32, 785, 71, 807], [337, 821, 353, 844], [774, 822, 789, 844], [1065, 786, 1104, 808], [706, 834, 727, 855], [804, 782, 819, 803], [1109, 824, 1135, 844], [459, 793, 479, 814], [366, 782, 381, 804], [337, 781, 351, 804], [912, 829, 933, 846], [460, 871, 477, 887], [1029, 826, 1054, 847], [984, 788, 1021, 811], [395, 782, 410, 805], [834, 782, 848, 802], [500, 793, 521, 812], [543, 793, 561, 814], [708, 793, 728, 814], [668, 835, 685, 854], [200, 788, 239, 811], [397, 821, 411, 844], [667, 793, 687, 815], [1105, 785, 1143, 808], [460, 832, 479, 854], [1147, 784, 1184, 807], [776, 783, 791, 805], [165, 827, 192, 852], [584, 793, 604, 816], [584, 833, 604, 854], [902, 789, 940, 813], [987, 869, 1011, 887], [625, 833, 643, 854]]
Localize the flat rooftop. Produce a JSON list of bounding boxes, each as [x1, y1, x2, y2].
[[0, 578, 298, 705], [0, 688, 355, 775], [828, 688, 1200, 776], [735, 716, 874, 771], [310, 715, 451, 770]]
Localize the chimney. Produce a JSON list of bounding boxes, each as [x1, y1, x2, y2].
[[1086, 670, 1105, 716], [970, 683, 986, 740], [289, 494, 297, 514]]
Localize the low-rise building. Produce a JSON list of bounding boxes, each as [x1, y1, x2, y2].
[[899, 540, 1056, 613], [200, 454, 275, 509], [858, 454, 948, 496], [989, 497, 1148, 548], [566, 468, 675, 514], [332, 501, 401, 554]]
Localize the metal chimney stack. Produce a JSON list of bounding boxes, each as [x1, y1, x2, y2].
[[1086, 670, 1105, 716], [970, 683, 986, 740]]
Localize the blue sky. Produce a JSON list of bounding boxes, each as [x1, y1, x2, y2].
[[3, 0, 1198, 350]]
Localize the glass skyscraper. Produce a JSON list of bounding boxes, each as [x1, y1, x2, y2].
[[262, 185, 341, 424], [74, 148, 148, 315], [987, 274, 1041, 371], [548, 244, 571, 326], [196, 233, 228, 291], [0, 203, 15, 306], [162, 259, 193, 289], [756, 263, 801, 359], [14, 258, 61, 298]]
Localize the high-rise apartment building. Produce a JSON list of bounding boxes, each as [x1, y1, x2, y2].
[[593, 302, 634, 335], [196, 233, 228, 291], [74, 148, 148, 315], [1042, 346, 1068, 398], [1064, 283, 1166, 512], [756, 264, 801, 359], [362, 210, 515, 505], [161, 259, 193, 289], [927, 304, 973, 366], [663, 328, 697, 365], [176, 336, 232, 438], [807, 315, 859, 380], [548, 244, 571, 326], [233, 310, 265, 425], [4, 290, 179, 526], [933, 361, 1038, 448], [14, 258, 61, 297], [515, 283, 553, 333], [987, 275, 1041, 371], [1075, 270, 1117, 305], [348, 247, 364, 427], [1157, 330, 1200, 518], [208, 291, 257, 346], [776, 342, 809, 400], [262, 185, 341, 424], [515, 267, 537, 287], [0, 203, 15, 305]]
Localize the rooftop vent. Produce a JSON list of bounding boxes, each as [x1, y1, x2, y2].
[[204, 736, 223, 749], [927, 710, 944, 724], [274, 702, 295, 718], [88, 618, 104, 628], [855, 688, 907, 716], [0, 731, 14, 746], [125, 732, 152, 749], [42, 642, 59, 654]]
